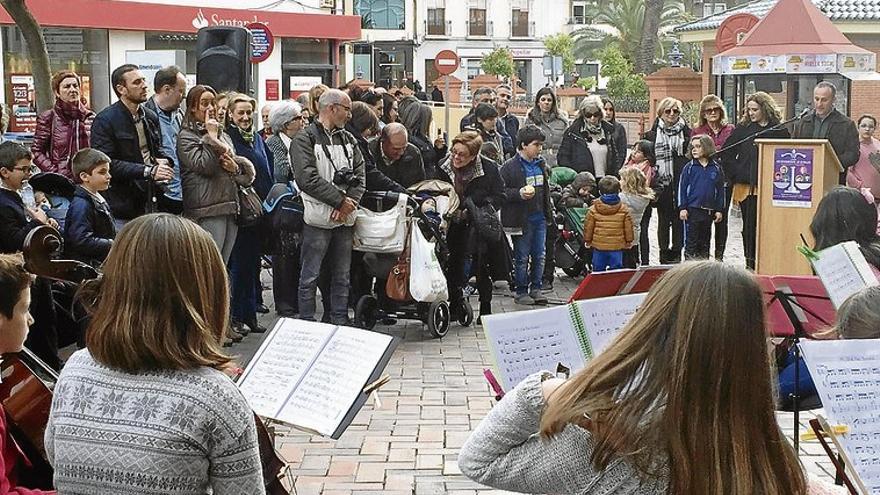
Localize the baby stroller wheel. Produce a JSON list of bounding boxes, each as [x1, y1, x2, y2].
[[562, 262, 586, 278], [427, 301, 450, 338], [458, 299, 474, 327], [355, 295, 379, 330]]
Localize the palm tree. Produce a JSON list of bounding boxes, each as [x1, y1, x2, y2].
[[571, 0, 690, 73]]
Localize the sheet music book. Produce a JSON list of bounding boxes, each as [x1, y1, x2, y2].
[[483, 293, 646, 390], [801, 339, 880, 493], [237, 318, 398, 439], [810, 241, 879, 309]]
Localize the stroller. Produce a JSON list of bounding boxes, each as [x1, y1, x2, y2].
[[553, 203, 591, 278], [353, 183, 474, 338]]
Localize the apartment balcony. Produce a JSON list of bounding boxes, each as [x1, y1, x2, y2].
[[466, 20, 494, 39], [424, 19, 452, 38], [509, 20, 535, 39]]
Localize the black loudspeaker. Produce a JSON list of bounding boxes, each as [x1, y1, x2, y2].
[[196, 26, 252, 94]]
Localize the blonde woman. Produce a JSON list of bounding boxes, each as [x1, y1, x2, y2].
[[643, 97, 691, 264], [719, 92, 789, 269], [47, 214, 264, 493]]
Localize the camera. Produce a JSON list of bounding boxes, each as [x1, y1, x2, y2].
[[333, 167, 361, 188]]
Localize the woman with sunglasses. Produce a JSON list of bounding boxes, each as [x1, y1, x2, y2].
[[558, 95, 619, 178], [643, 97, 691, 264], [692, 94, 735, 261]]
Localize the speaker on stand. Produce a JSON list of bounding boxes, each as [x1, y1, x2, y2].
[[196, 26, 252, 94]]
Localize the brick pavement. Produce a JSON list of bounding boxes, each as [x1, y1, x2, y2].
[[231, 211, 842, 494]]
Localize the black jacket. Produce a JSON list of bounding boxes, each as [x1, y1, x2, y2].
[[0, 188, 41, 253], [720, 121, 790, 186], [347, 125, 405, 194], [409, 133, 445, 180], [499, 154, 552, 228], [436, 154, 505, 210], [460, 112, 515, 157], [63, 186, 116, 265], [558, 118, 620, 176], [794, 109, 859, 181], [89, 100, 167, 220], [609, 120, 628, 172], [369, 139, 427, 189]]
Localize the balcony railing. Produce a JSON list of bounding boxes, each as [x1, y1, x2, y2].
[[466, 20, 493, 38], [510, 20, 535, 38], [568, 16, 588, 25], [424, 19, 452, 37]]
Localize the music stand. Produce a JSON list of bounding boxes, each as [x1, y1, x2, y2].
[[759, 275, 836, 450], [569, 265, 672, 302], [809, 416, 865, 494]]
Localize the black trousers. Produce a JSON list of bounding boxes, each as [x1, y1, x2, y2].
[[623, 245, 639, 269], [639, 206, 653, 265], [273, 248, 301, 316], [27, 277, 61, 371], [656, 190, 683, 264], [684, 209, 713, 260], [713, 185, 732, 260], [543, 221, 559, 283], [740, 195, 758, 270], [447, 224, 493, 308]]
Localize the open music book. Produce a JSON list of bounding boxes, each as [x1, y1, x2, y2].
[[482, 293, 646, 391], [801, 339, 880, 493], [237, 319, 398, 439], [807, 240, 879, 308]]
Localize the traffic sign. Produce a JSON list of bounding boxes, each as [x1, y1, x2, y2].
[[434, 50, 460, 76], [247, 22, 275, 64]]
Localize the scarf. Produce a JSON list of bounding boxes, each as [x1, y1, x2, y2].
[[654, 118, 686, 178], [238, 126, 255, 144], [452, 162, 476, 197], [583, 120, 603, 136], [54, 98, 89, 121], [601, 192, 620, 205]]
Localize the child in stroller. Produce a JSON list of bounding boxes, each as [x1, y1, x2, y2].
[[554, 171, 596, 277]]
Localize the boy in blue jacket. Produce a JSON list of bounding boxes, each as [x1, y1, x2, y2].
[[678, 135, 725, 260], [64, 148, 116, 266]]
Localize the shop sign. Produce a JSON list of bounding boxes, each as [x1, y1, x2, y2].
[[265, 79, 280, 101], [714, 55, 786, 74], [192, 9, 270, 30], [289, 76, 324, 98], [9, 74, 36, 133], [772, 148, 813, 208], [838, 53, 876, 73], [787, 54, 836, 73], [125, 50, 187, 96], [247, 22, 274, 63]]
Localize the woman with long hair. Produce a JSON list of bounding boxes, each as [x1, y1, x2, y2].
[[692, 94, 735, 261], [399, 96, 445, 179], [381, 92, 399, 126], [459, 261, 813, 494], [721, 92, 789, 269], [47, 214, 264, 492], [601, 97, 628, 172], [643, 97, 691, 264], [526, 88, 568, 167], [32, 70, 95, 178], [810, 185, 880, 270]]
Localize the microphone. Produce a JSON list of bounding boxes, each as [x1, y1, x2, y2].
[[798, 107, 812, 119]]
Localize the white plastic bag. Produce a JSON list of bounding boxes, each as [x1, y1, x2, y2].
[[409, 224, 447, 302], [353, 194, 408, 253]]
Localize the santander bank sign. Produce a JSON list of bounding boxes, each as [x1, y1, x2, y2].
[[191, 8, 268, 30]]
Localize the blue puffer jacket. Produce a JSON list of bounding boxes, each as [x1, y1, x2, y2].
[[63, 186, 116, 265]]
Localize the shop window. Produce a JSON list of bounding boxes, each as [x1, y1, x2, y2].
[[511, 0, 530, 38], [467, 60, 483, 80], [356, 0, 406, 30], [144, 33, 198, 74], [3, 26, 110, 132], [427, 0, 447, 36], [469, 0, 487, 37], [282, 38, 332, 66]]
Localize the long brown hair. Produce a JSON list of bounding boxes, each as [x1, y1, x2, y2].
[[82, 214, 232, 373], [182, 84, 216, 127], [540, 262, 806, 494]]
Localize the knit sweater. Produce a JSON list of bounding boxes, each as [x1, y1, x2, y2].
[[458, 371, 668, 494], [45, 350, 265, 494]]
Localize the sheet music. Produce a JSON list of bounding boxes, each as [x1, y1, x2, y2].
[[238, 319, 335, 418], [482, 306, 586, 391], [812, 241, 879, 308], [574, 293, 646, 357], [801, 339, 880, 493], [279, 325, 393, 436]]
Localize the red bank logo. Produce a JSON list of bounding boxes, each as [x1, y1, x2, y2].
[[191, 8, 270, 30]]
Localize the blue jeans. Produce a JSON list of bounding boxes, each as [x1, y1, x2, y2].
[[229, 225, 261, 323], [298, 224, 353, 323], [513, 215, 546, 295], [592, 249, 623, 272]]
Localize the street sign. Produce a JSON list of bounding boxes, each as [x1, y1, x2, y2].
[[434, 50, 460, 76], [247, 22, 274, 64]]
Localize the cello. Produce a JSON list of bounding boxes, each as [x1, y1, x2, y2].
[[20, 225, 291, 494]]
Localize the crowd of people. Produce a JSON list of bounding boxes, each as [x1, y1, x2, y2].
[[0, 60, 876, 492]]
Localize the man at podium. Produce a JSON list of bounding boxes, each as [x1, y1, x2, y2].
[[792, 81, 859, 184]]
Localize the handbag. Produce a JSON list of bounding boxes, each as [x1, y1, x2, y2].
[[386, 220, 413, 302], [353, 194, 408, 253], [467, 198, 504, 242], [237, 185, 265, 227]]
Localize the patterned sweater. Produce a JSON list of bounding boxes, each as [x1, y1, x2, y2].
[[458, 371, 668, 494], [45, 350, 265, 494]]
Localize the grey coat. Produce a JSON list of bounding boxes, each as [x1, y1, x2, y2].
[[527, 108, 569, 167], [178, 125, 255, 221]]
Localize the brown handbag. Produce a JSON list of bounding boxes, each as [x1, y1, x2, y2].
[[386, 220, 413, 302]]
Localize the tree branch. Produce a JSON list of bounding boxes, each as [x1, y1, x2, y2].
[[0, 0, 52, 112]]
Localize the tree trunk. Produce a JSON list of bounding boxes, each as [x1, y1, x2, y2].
[[635, 0, 665, 74], [1, 0, 52, 112]]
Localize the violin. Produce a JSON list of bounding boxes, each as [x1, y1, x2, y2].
[[21, 225, 291, 494]]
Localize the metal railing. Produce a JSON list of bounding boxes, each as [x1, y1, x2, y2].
[[465, 19, 494, 38], [424, 19, 451, 37], [509, 20, 535, 38]]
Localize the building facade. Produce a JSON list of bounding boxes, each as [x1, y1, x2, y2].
[[0, 0, 360, 133]]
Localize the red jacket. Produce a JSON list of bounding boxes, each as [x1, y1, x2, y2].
[[0, 406, 54, 494], [31, 99, 94, 179]]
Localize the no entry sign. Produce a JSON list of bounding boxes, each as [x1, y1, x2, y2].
[[434, 50, 460, 76]]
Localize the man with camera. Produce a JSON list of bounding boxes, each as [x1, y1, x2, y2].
[[291, 89, 366, 324]]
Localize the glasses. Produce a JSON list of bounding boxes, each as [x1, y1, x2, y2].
[[664, 108, 681, 115], [860, 123, 876, 129], [584, 111, 603, 118], [11, 166, 32, 173], [704, 107, 722, 114], [451, 149, 471, 157], [334, 103, 351, 113]]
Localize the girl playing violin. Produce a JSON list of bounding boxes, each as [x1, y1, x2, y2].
[[45, 214, 265, 493]]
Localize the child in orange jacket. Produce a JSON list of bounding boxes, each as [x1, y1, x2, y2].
[[583, 176, 634, 271]]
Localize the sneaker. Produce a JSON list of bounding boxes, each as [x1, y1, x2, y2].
[[530, 290, 548, 305], [514, 294, 535, 305], [256, 303, 270, 314], [462, 284, 477, 297], [541, 279, 554, 292]]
